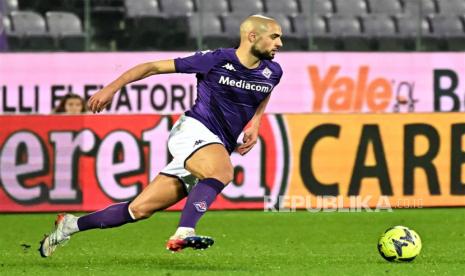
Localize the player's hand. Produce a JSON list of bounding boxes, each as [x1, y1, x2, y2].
[[88, 87, 116, 113], [236, 127, 259, 156]]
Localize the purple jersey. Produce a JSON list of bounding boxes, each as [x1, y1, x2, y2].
[[174, 48, 283, 153]]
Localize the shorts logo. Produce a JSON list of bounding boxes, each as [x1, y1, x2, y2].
[[194, 139, 205, 147], [193, 201, 208, 212]]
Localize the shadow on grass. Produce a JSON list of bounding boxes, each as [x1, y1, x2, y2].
[[6, 253, 250, 273]]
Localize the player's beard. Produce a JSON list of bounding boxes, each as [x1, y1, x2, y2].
[[251, 44, 274, 60]]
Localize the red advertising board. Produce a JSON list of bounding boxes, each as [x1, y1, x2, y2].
[[0, 115, 289, 212]]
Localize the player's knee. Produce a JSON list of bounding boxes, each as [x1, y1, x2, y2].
[[201, 166, 233, 184], [220, 169, 234, 184], [129, 203, 154, 220]]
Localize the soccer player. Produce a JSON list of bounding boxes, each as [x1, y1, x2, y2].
[[39, 15, 283, 257]]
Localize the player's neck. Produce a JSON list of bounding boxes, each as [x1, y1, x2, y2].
[[235, 48, 261, 69]]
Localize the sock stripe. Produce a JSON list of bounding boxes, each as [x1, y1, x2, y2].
[[127, 205, 136, 220]]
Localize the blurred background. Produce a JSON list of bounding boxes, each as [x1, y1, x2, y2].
[[0, 0, 464, 212], [0, 2, 464, 273], [2, 0, 465, 52]]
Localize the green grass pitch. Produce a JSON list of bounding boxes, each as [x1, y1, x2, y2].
[[1, 208, 464, 275]]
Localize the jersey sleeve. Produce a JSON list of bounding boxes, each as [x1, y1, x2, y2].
[[274, 63, 284, 85], [174, 49, 221, 74]]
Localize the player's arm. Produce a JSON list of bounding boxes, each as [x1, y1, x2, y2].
[[236, 94, 271, 156], [250, 94, 271, 129], [88, 60, 175, 113]]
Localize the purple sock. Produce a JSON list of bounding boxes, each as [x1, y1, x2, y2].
[[178, 178, 225, 229], [77, 201, 135, 231]]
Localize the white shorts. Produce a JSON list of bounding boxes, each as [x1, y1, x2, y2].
[[160, 115, 224, 193]]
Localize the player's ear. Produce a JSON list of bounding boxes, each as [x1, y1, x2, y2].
[[248, 31, 257, 43]]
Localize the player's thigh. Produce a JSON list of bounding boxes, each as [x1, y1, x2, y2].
[[129, 174, 187, 219], [185, 143, 233, 184]]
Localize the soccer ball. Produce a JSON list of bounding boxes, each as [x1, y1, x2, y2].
[[377, 226, 422, 262]]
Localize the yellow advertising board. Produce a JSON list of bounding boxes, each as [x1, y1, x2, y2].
[[284, 113, 465, 208]]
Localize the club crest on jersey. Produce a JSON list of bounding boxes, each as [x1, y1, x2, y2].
[[222, 63, 237, 71], [193, 201, 208, 212], [262, 67, 272, 79]]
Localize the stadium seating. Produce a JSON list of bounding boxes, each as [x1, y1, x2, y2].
[[17, 0, 71, 15], [293, 14, 334, 50], [188, 13, 223, 37], [333, 0, 368, 16], [300, 0, 334, 17], [1, 0, 462, 52], [396, 15, 431, 36], [2, 13, 12, 34], [124, 0, 195, 50], [8, 11, 54, 51], [363, 14, 397, 36], [437, 0, 465, 15], [46, 11, 85, 51], [428, 15, 465, 50], [230, 0, 265, 15], [327, 15, 369, 50], [195, 0, 229, 15], [187, 13, 230, 49], [123, 0, 165, 50], [393, 15, 432, 50], [125, 0, 161, 17], [88, 0, 125, 50], [403, 0, 437, 17], [293, 14, 327, 37], [222, 14, 243, 38], [363, 14, 400, 50], [160, 0, 194, 16], [10, 11, 48, 36], [264, 0, 299, 16], [0, 15, 15, 48], [368, 0, 402, 15], [3, 0, 18, 13], [153, 0, 196, 49]]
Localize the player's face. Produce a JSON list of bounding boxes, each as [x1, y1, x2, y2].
[[251, 23, 283, 60], [65, 98, 83, 114]]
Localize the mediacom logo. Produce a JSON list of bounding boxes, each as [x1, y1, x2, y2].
[[308, 65, 393, 112], [218, 75, 273, 93]]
